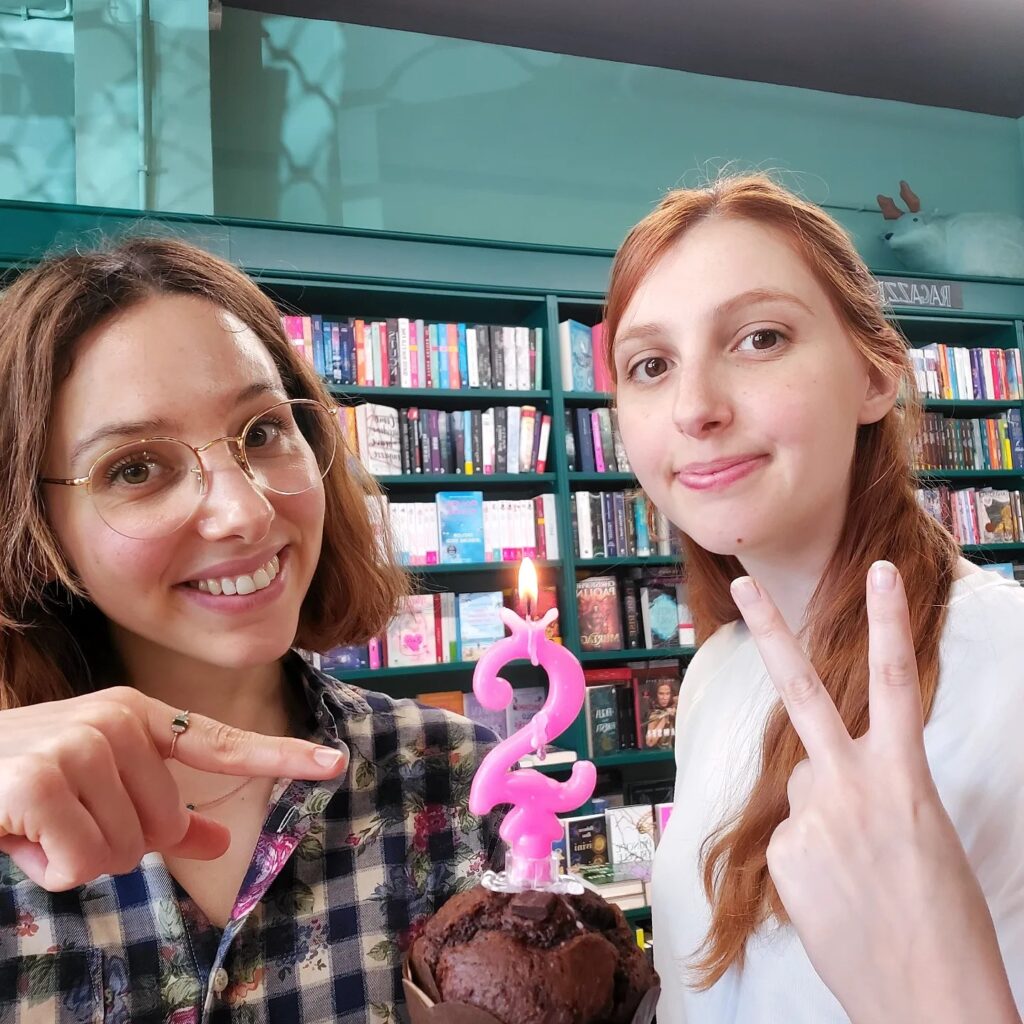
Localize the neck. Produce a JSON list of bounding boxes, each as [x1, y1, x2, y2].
[[107, 628, 292, 737], [737, 526, 844, 637]]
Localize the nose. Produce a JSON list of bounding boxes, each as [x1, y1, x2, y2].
[[192, 443, 274, 544], [671, 365, 733, 439]]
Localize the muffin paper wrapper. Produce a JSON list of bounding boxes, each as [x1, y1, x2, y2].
[[403, 956, 660, 1024]]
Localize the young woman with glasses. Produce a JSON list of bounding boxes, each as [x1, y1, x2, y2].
[[0, 238, 502, 1022], [607, 175, 1023, 1023]]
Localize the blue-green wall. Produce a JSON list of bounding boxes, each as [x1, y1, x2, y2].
[[0, 14, 75, 204], [3, 5, 1024, 267], [210, 9, 1024, 266]]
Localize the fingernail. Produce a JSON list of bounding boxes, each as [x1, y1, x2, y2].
[[313, 746, 343, 768], [731, 576, 760, 607], [871, 561, 896, 592]]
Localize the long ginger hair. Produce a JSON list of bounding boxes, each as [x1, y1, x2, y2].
[[0, 236, 407, 709], [603, 175, 960, 986]]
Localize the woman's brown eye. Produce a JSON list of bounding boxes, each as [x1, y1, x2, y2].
[[630, 357, 668, 382], [748, 329, 781, 351]]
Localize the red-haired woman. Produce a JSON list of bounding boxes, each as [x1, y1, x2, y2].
[[608, 176, 1023, 1023]]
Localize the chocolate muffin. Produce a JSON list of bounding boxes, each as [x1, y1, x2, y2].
[[409, 885, 658, 1024]]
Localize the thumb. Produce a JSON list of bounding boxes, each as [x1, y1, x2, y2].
[[161, 812, 233, 861]]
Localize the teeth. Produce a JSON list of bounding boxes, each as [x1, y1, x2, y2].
[[188, 555, 280, 597]]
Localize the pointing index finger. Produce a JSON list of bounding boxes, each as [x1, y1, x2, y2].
[[731, 576, 852, 767], [94, 691, 349, 780]]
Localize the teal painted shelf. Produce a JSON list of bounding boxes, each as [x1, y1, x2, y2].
[[579, 646, 697, 663], [576, 556, 679, 568], [563, 391, 613, 406], [916, 469, 1024, 479], [568, 471, 637, 484], [962, 543, 1024, 553], [922, 399, 1019, 411], [331, 385, 551, 406], [377, 472, 556, 487], [327, 660, 482, 682], [404, 559, 561, 574], [593, 748, 675, 768]]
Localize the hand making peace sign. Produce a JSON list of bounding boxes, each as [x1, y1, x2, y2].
[[730, 561, 1021, 1024]]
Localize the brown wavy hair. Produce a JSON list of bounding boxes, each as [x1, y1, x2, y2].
[[603, 175, 959, 986], [0, 235, 407, 709]]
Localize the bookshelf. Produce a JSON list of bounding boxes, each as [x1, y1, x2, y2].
[[3, 201, 1024, 795]]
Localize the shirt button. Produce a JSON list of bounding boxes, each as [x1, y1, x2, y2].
[[212, 968, 229, 995]]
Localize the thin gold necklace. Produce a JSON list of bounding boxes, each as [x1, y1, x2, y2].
[[186, 777, 256, 812]]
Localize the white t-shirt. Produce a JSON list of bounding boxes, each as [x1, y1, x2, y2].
[[652, 568, 1024, 1023]]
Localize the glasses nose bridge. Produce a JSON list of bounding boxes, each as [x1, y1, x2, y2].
[[193, 433, 251, 478]]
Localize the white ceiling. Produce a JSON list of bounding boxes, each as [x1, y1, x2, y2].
[[224, 0, 1024, 117]]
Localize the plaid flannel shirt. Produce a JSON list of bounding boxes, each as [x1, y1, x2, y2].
[[0, 658, 504, 1023]]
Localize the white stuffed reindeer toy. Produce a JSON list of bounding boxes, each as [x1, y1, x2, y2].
[[877, 181, 1024, 279]]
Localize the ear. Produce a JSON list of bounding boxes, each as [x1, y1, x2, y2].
[[858, 363, 900, 425]]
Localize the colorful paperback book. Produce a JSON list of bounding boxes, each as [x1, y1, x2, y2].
[[385, 594, 438, 667], [563, 813, 609, 869], [585, 684, 620, 758], [605, 805, 657, 864], [463, 691, 510, 740], [975, 488, 1016, 542], [576, 575, 624, 651], [319, 644, 370, 671], [456, 591, 505, 661], [641, 575, 682, 648], [506, 685, 546, 736], [437, 491, 486, 563], [634, 671, 681, 751], [416, 690, 465, 715]]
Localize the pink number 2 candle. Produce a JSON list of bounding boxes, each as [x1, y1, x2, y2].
[[469, 558, 597, 891]]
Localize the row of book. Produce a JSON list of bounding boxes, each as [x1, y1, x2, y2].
[[917, 486, 1024, 545], [583, 663, 683, 754], [572, 490, 679, 560], [283, 315, 544, 391], [577, 573, 695, 651], [560, 803, 669, 870], [374, 492, 560, 565], [566, 406, 632, 474], [313, 585, 560, 670], [558, 319, 612, 393], [909, 344, 1023, 402], [340, 403, 552, 477], [912, 411, 1024, 472]]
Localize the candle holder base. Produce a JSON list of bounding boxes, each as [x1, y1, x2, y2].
[[479, 862, 585, 896]]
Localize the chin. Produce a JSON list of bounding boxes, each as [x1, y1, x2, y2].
[[191, 631, 297, 670]]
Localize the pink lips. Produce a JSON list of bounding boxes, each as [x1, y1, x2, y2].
[[676, 455, 767, 492]]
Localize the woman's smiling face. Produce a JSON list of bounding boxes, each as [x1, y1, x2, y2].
[[42, 293, 326, 673]]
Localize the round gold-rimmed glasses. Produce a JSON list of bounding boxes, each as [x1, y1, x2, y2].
[[40, 399, 338, 540]]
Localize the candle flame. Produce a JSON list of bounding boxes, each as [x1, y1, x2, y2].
[[518, 557, 538, 617]]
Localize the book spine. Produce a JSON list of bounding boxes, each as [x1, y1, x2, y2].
[[458, 323, 470, 391], [591, 410, 606, 473], [519, 406, 537, 473], [576, 409, 596, 473], [535, 414, 551, 473], [542, 493, 559, 559], [477, 325, 493, 389], [471, 410, 484, 475], [448, 324, 461, 390], [492, 325, 504, 390], [467, 327, 480, 388]]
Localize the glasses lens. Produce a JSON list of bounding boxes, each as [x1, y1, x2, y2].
[[241, 399, 337, 496], [89, 439, 203, 539]]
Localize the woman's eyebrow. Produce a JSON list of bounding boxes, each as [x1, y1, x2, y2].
[[69, 380, 284, 467], [614, 322, 667, 349], [712, 288, 815, 320]]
